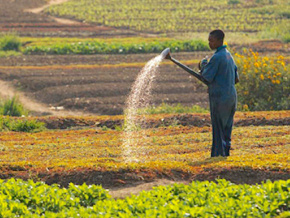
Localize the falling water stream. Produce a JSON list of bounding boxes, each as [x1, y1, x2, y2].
[[122, 54, 165, 162]]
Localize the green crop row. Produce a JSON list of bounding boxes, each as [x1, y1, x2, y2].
[[23, 39, 209, 55], [0, 178, 289, 217], [45, 0, 290, 35], [0, 178, 110, 217]]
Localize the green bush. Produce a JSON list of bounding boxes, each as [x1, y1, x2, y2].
[[12, 119, 46, 132], [0, 96, 27, 117], [0, 117, 46, 132], [0, 33, 21, 51], [235, 50, 289, 111]]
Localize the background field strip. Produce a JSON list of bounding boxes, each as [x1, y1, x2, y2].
[[0, 60, 200, 70]]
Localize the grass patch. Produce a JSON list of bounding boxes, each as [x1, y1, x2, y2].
[[258, 20, 290, 42]]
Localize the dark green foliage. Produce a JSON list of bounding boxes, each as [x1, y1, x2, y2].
[[24, 39, 209, 55], [0, 178, 289, 217], [228, 0, 240, 5], [0, 178, 111, 216], [0, 96, 27, 117], [0, 33, 21, 51], [11, 119, 46, 132], [0, 117, 46, 132]]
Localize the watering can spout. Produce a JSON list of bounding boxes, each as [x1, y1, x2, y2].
[[161, 48, 171, 59]]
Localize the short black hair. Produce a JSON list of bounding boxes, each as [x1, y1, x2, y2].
[[210, 29, 225, 41]]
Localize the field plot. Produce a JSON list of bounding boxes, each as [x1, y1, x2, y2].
[[0, 52, 209, 115], [0, 111, 289, 188], [0, 0, 289, 216], [0, 0, 127, 37], [46, 0, 290, 35]]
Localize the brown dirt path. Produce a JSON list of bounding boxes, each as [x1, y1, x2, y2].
[[25, 0, 82, 25], [0, 80, 49, 115], [25, 0, 69, 14], [0, 79, 93, 116], [109, 179, 189, 198]]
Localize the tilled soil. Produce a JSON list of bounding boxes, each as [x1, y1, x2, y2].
[[0, 53, 209, 115], [0, 166, 289, 198]]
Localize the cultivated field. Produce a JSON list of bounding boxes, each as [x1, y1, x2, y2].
[[0, 53, 208, 115], [46, 0, 290, 34], [1, 111, 289, 187], [0, 0, 289, 216]]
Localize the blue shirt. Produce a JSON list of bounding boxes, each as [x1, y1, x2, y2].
[[202, 45, 238, 98]]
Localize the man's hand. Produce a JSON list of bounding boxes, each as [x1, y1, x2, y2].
[[199, 57, 208, 72]]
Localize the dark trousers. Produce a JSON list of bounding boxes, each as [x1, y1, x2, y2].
[[209, 94, 236, 157]]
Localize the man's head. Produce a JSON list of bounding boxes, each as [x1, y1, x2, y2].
[[208, 29, 224, 50]]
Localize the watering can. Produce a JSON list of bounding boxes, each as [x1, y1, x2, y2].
[[161, 48, 209, 85]]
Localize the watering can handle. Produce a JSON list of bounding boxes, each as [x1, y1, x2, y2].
[[170, 57, 209, 86]]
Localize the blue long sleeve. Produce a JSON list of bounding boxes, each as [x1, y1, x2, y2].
[[202, 55, 220, 83]]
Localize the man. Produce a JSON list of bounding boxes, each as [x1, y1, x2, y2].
[[200, 29, 239, 157]]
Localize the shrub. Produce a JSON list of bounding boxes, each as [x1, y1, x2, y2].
[[235, 50, 289, 111], [0, 117, 46, 132], [0, 33, 21, 51], [12, 119, 46, 132], [0, 96, 27, 117]]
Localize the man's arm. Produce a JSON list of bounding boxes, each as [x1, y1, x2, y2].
[[202, 55, 219, 83]]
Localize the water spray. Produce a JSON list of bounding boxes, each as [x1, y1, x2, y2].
[[123, 49, 208, 162], [123, 54, 164, 162], [161, 48, 209, 85]]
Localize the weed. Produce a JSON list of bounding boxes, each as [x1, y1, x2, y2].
[[0, 96, 27, 117]]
